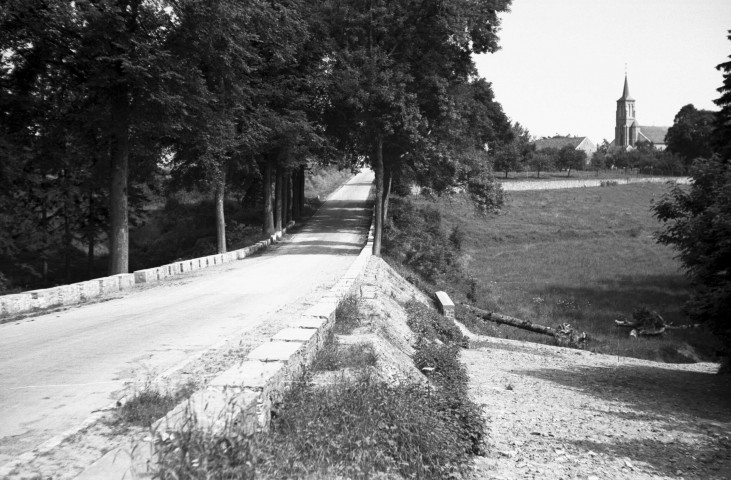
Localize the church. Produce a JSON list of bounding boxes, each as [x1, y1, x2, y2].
[[611, 75, 669, 150]]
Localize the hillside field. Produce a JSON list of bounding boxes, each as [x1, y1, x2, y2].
[[410, 182, 719, 362]]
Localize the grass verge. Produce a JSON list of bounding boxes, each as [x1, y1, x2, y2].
[[153, 297, 486, 478]]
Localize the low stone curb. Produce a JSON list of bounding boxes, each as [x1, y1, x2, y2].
[[500, 176, 691, 191], [0, 221, 296, 319], [75, 198, 376, 479]]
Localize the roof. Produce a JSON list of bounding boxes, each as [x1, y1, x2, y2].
[[617, 75, 634, 102], [638, 126, 669, 145], [533, 136, 588, 151]]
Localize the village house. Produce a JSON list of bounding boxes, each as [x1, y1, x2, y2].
[[533, 135, 597, 165]]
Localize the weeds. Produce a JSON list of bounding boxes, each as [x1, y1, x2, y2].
[[154, 372, 478, 479], [312, 333, 378, 371], [406, 302, 486, 457], [153, 283, 485, 478], [312, 294, 378, 371], [405, 300, 467, 347], [333, 294, 361, 335], [113, 381, 197, 429]]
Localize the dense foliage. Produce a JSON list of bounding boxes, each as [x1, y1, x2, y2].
[[653, 32, 731, 361], [0, 0, 513, 291], [665, 104, 716, 163], [383, 197, 464, 283]]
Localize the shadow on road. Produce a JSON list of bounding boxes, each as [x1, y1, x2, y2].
[[275, 199, 373, 256]]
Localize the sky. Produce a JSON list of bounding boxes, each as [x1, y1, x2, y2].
[[473, 0, 731, 145]]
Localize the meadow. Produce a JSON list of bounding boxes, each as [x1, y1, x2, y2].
[[409, 182, 719, 362]]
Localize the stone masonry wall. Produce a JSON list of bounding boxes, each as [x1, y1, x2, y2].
[[0, 221, 296, 319]]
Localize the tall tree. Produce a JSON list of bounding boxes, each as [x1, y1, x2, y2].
[[556, 145, 587, 177], [494, 122, 532, 178], [322, 0, 511, 255], [653, 34, 731, 370], [713, 30, 731, 161], [665, 104, 716, 164]]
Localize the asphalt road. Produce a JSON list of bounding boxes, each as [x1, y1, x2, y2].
[[0, 169, 374, 466]]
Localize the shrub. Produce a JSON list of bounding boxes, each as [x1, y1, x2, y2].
[[405, 300, 467, 347], [467, 169, 504, 214], [406, 300, 486, 456], [383, 197, 462, 283]]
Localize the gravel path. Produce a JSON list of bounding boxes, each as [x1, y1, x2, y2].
[[461, 334, 730, 480], [500, 177, 691, 191]]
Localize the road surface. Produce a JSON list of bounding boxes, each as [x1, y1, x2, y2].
[[0, 169, 374, 467]]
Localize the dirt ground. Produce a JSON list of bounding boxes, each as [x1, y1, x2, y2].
[[462, 333, 731, 480]]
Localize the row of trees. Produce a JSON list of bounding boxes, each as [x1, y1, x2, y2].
[[1, 0, 515, 288], [492, 131, 588, 179], [492, 101, 719, 180]]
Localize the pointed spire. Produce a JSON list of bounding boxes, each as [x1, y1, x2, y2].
[[618, 74, 634, 101]]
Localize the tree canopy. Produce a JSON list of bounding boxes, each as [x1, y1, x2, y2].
[[653, 32, 731, 364], [0, 0, 514, 290], [665, 104, 716, 164]]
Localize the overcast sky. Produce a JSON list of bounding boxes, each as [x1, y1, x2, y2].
[[474, 0, 731, 145]]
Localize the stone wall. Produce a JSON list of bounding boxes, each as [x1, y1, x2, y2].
[[0, 221, 296, 319], [501, 176, 691, 192]]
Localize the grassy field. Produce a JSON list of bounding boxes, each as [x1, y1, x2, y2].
[[410, 183, 719, 362]]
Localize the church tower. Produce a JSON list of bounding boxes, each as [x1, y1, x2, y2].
[[615, 75, 638, 148]]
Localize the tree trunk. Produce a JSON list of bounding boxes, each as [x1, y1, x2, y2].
[[382, 169, 392, 228], [462, 304, 556, 336], [299, 165, 306, 217], [372, 134, 384, 256], [292, 168, 300, 220], [215, 173, 226, 253], [263, 158, 275, 235], [286, 171, 292, 224], [108, 87, 130, 274], [274, 167, 283, 232], [87, 185, 94, 279], [64, 193, 72, 283]]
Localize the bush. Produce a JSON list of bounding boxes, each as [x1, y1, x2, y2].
[[383, 198, 462, 283], [653, 157, 731, 358], [406, 300, 485, 457], [405, 300, 467, 347], [467, 169, 504, 214]]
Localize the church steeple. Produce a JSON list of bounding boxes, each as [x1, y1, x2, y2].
[[615, 74, 638, 148], [618, 74, 634, 102]]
